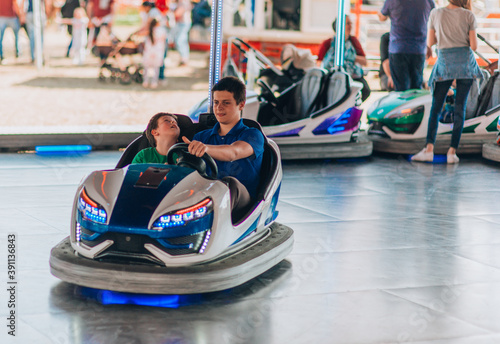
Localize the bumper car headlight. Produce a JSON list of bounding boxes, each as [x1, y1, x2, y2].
[[384, 105, 425, 134], [78, 188, 107, 224], [386, 105, 424, 120], [152, 198, 213, 229]]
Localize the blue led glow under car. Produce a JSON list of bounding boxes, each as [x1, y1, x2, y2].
[[152, 198, 213, 229], [78, 189, 107, 224]]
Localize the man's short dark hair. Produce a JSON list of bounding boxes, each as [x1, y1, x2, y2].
[[211, 76, 246, 105], [146, 112, 178, 147]]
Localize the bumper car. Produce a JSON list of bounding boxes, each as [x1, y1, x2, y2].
[[482, 115, 500, 162], [367, 73, 499, 155], [49, 115, 294, 294], [367, 38, 500, 155], [189, 38, 372, 160]]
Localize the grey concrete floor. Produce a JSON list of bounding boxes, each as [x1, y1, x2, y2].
[[1, 151, 500, 344]]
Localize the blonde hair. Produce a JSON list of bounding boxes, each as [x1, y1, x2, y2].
[[449, 0, 472, 10]]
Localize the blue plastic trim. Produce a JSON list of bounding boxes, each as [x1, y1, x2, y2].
[[231, 216, 260, 245]]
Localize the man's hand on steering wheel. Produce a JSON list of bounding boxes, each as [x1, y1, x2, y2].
[[182, 136, 208, 157], [167, 140, 218, 179]]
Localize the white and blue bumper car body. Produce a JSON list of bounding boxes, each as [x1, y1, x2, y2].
[[190, 67, 372, 160], [50, 116, 293, 294]]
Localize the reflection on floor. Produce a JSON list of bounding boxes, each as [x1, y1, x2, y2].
[[1, 151, 500, 344]]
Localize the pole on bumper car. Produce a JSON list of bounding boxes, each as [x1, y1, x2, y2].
[[334, 0, 346, 70], [33, 0, 43, 69], [208, 0, 224, 113]]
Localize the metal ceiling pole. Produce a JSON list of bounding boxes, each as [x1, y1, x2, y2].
[[33, 0, 43, 69], [208, 0, 224, 113], [334, 0, 346, 70]]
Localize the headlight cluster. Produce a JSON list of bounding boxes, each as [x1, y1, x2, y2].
[[384, 105, 425, 134], [386, 105, 424, 120], [152, 198, 213, 229], [78, 188, 107, 224]]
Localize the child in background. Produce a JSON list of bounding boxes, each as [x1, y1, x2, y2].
[[142, 17, 167, 89], [58, 7, 89, 65]]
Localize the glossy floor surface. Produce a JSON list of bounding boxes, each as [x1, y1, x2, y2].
[[1, 151, 500, 344]]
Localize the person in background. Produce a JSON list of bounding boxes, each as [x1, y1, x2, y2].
[[378, 0, 434, 91], [154, 0, 169, 83], [379, 32, 394, 91], [86, 0, 115, 47], [22, 0, 50, 63], [0, 0, 22, 63], [319, 15, 370, 101], [486, 60, 498, 75], [57, 6, 88, 64], [170, 0, 191, 66], [411, 0, 482, 164], [142, 17, 167, 89], [138, 1, 168, 84], [60, 0, 83, 58]]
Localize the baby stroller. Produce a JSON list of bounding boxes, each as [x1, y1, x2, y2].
[[94, 32, 145, 85]]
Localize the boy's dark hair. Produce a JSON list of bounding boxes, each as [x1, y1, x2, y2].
[[146, 112, 178, 147], [211, 76, 246, 105]]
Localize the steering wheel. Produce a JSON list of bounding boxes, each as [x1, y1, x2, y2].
[[166, 143, 218, 179]]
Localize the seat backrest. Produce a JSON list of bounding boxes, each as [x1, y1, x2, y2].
[[479, 69, 491, 92], [323, 70, 350, 108], [293, 67, 327, 120], [241, 119, 276, 200], [466, 78, 481, 119], [471, 72, 499, 119], [115, 133, 149, 168], [487, 73, 500, 110]]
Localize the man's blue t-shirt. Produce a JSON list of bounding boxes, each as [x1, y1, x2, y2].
[[381, 0, 435, 54], [193, 120, 265, 199]]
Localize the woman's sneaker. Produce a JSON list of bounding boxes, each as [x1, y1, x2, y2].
[[411, 149, 434, 162], [447, 153, 459, 164]]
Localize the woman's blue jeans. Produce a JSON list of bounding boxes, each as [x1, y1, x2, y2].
[[426, 78, 474, 149]]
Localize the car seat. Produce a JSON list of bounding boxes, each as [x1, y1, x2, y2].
[[291, 67, 327, 121], [466, 69, 490, 119], [312, 70, 352, 118], [235, 119, 280, 224], [486, 72, 500, 112]]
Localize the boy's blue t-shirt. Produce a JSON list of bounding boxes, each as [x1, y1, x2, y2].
[[193, 120, 265, 199], [381, 0, 435, 54]]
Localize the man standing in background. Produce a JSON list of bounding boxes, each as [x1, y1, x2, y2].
[[0, 0, 22, 62], [378, 0, 435, 91]]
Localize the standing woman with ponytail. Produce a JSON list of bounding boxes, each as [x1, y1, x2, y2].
[[412, 0, 482, 164]]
